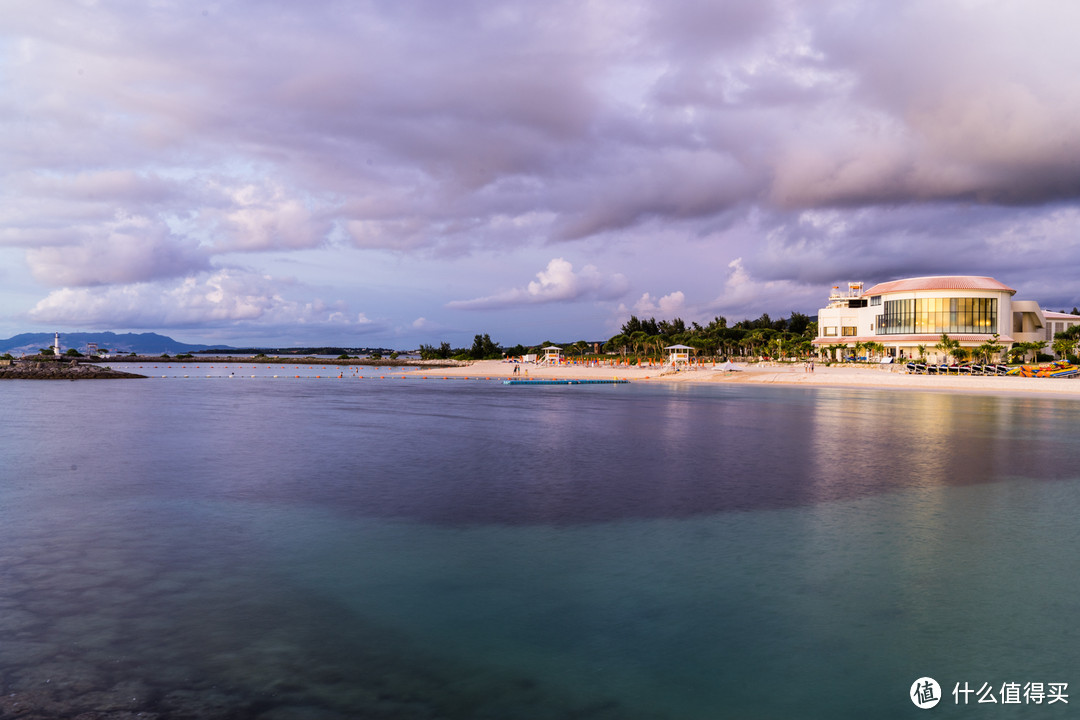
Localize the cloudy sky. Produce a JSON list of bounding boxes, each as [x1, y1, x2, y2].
[[4, 0, 1080, 348]]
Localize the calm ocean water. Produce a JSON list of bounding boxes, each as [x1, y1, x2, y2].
[[2, 370, 1079, 718]]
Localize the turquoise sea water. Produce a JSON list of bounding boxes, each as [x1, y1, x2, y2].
[[1, 374, 1079, 718]]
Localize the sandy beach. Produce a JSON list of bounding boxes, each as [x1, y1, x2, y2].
[[407, 359, 1080, 397]]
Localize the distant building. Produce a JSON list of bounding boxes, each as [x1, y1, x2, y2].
[[812, 276, 1080, 362]]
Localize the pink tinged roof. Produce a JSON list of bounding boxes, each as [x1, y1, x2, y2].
[[862, 276, 1017, 295]]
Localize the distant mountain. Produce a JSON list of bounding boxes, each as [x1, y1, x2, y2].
[[0, 332, 231, 356]]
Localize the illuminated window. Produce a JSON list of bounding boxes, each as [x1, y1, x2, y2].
[[876, 297, 997, 335]]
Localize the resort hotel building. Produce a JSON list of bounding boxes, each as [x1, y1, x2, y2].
[[813, 276, 1080, 362]]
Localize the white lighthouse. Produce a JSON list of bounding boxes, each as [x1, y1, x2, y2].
[[53, 332, 61, 357]]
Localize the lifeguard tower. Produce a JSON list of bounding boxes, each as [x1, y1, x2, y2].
[[664, 344, 693, 367], [541, 345, 562, 365]]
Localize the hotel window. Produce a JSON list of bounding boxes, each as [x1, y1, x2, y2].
[[876, 297, 997, 335], [842, 326, 857, 336], [823, 326, 838, 336], [869, 295, 881, 306]]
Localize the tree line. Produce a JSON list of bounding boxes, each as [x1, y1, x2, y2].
[[417, 310, 1080, 364], [420, 312, 819, 362], [604, 312, 815, 361]]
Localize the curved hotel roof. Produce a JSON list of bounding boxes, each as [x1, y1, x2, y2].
[[863, 276, 1016, 296]]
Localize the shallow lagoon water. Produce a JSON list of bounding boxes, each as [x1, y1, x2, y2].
[[1, 377, 1079, 718]]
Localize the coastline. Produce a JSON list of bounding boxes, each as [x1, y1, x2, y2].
[[406, 359, 1080, 397], [0, 360, 147, 379]]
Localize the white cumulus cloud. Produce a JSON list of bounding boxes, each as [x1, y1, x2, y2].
[[633, 291, 686, 316], [711, 258, 821, 319], [447, 258, 629, 310], [28, 269, 374, 331]]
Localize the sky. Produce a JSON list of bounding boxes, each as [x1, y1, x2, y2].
[[4, 0, 1080, 349]]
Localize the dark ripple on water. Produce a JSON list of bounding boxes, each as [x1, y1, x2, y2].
[[0, 515, 646, 720]]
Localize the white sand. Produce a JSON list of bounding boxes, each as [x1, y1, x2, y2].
[[407, 360, 1080, 397]]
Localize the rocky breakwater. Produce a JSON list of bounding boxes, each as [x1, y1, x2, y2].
[[0, 359, 147, 380]]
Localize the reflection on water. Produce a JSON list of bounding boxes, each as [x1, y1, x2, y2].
[[1, 380, 1079, 718]]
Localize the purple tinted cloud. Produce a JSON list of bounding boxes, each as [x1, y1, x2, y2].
[[3, 0, 1080, 344]]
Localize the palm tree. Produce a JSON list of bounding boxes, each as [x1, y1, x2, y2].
[[935, 333, 960, 364], [1009, 341, 1043, 364], [604, 334, 630, 358], [742, 330, 764, 359], [975, 334, 1003, 364], [1052, 336, 1077, 361], [865, 341, 885, 360], [693, 336, 717, 360], [1023, 341, 1046, 363], [916, 344, 927, 363]]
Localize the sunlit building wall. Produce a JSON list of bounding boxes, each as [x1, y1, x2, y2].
[[813, 276, 1080, 362]]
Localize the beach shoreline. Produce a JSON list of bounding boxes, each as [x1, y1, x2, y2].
[[405, 359, 1080, 397]]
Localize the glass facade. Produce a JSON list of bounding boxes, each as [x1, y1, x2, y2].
[[876, 297, 997, 335]]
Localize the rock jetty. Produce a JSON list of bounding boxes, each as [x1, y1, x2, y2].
[[0, 359, 146, 379]]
